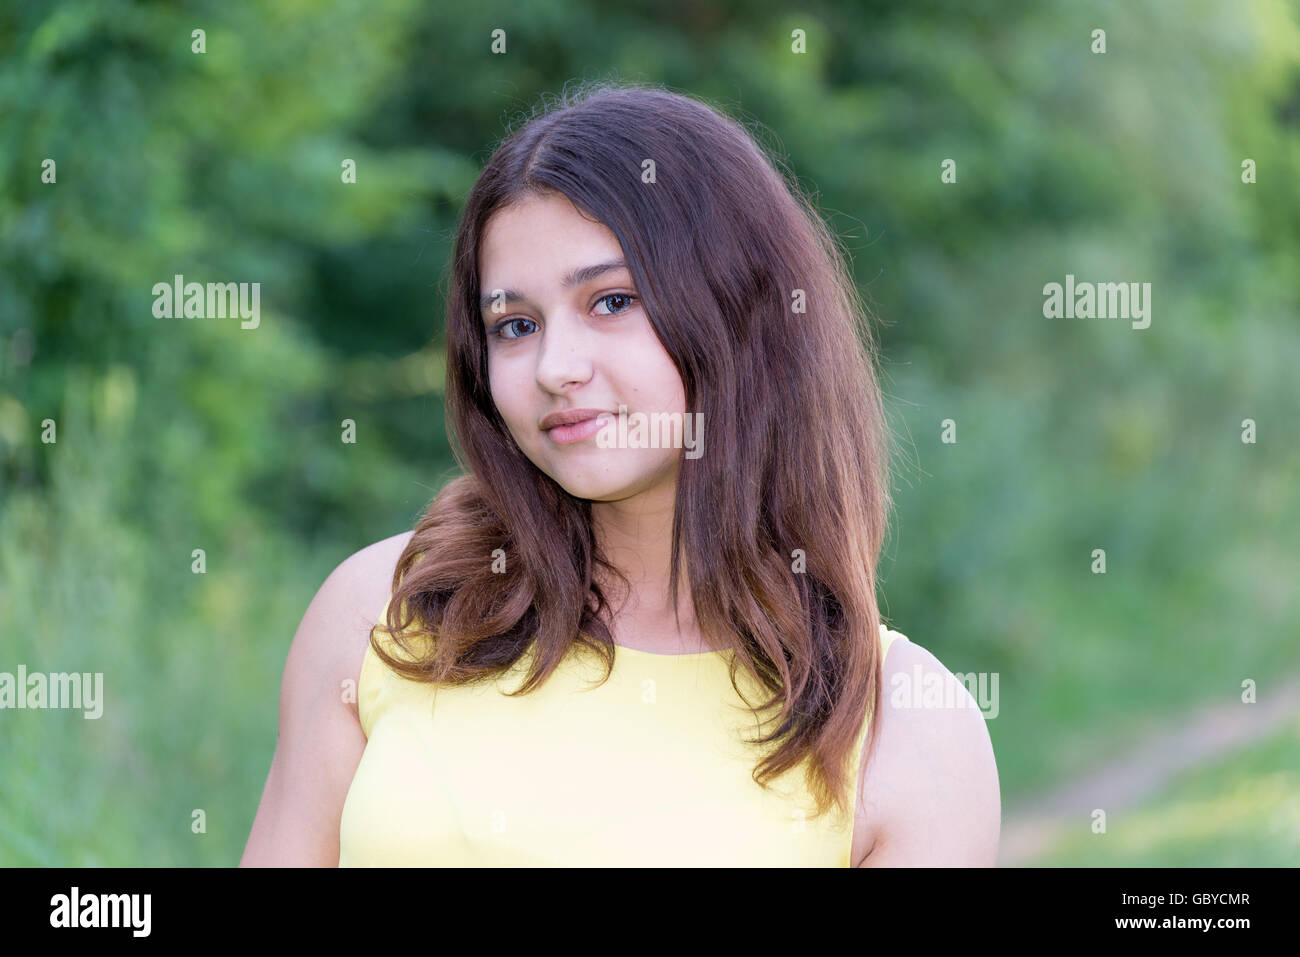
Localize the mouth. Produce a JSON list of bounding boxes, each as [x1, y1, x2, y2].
[[540, 409, 614, 445]]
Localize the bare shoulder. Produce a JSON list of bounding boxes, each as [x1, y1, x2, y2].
[[322, 530, 415, 718], [284, 530, 415, 725], [328, 528, 414, 614], [238, 529, 414, 866], [857, 636, 1001, 867]]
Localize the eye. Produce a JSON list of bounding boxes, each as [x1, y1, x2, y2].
[[488, 294, 638, 341], [490, 317, 538, 341], [594, 293, 638, 316]]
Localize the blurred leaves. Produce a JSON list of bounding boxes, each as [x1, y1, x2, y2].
[[0, 0, 1297, 864]]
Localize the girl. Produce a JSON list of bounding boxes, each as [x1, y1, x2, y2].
[[242, 81, 999, 867]]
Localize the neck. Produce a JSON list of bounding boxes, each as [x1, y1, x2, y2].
[[590, 483, 696, 635]]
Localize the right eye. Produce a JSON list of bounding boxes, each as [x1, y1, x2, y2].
[[489, 318, 538, 340]]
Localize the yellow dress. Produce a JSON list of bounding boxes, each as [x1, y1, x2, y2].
[[339, 593, 910, 866]]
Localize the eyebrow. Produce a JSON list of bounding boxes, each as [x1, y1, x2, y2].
[[478, 259, 629, 314]]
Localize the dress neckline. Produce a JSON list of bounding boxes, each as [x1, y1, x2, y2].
[[575, 632, 731, 660], [613, 643, 730, 660]]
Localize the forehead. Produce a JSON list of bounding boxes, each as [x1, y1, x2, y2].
[[478, 193, 624, 275]]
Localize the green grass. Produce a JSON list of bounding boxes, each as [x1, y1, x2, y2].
[[2, 374, 1297, 866], [1027, 720, 1300, 866], [0, 388, 391, 865]]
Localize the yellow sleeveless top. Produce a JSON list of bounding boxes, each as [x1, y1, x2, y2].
[[339, 593, 910, 867]]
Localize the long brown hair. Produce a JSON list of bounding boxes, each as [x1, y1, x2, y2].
[[374, 79, 895, 823]]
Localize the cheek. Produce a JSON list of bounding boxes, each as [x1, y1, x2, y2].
[[622, 333, 684, 408], [644, 356, 686, 412], [487, 363, 526, 433]]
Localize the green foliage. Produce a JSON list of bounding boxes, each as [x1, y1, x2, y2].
[[0, 0, 1297, 865]]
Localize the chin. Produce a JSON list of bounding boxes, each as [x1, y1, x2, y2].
[[550, 476, 636, 502], [538, 463, 645, 503]]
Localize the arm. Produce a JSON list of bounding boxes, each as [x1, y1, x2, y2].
[[240, 531, 412, 867], [858, 639, 1001, 867]]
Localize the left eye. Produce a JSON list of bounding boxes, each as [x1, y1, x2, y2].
[[595, 293, 637, 315]]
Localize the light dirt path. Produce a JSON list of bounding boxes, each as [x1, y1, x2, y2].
[[998, 674, 1300, 866]]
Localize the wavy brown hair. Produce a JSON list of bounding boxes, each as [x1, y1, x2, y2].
[[373, 78, 895, 823]]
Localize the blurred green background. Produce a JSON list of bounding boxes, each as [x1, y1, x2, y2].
[[1, 0, 1297, 866]]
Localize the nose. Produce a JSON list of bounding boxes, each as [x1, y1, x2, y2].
[[533, 309, 596, 393]]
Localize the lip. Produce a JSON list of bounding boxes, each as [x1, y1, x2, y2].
[[540, 409, 615, 446], [539, 408, 613, 432]]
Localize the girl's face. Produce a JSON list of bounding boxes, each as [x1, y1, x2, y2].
[[478, 191, 686, 503]]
